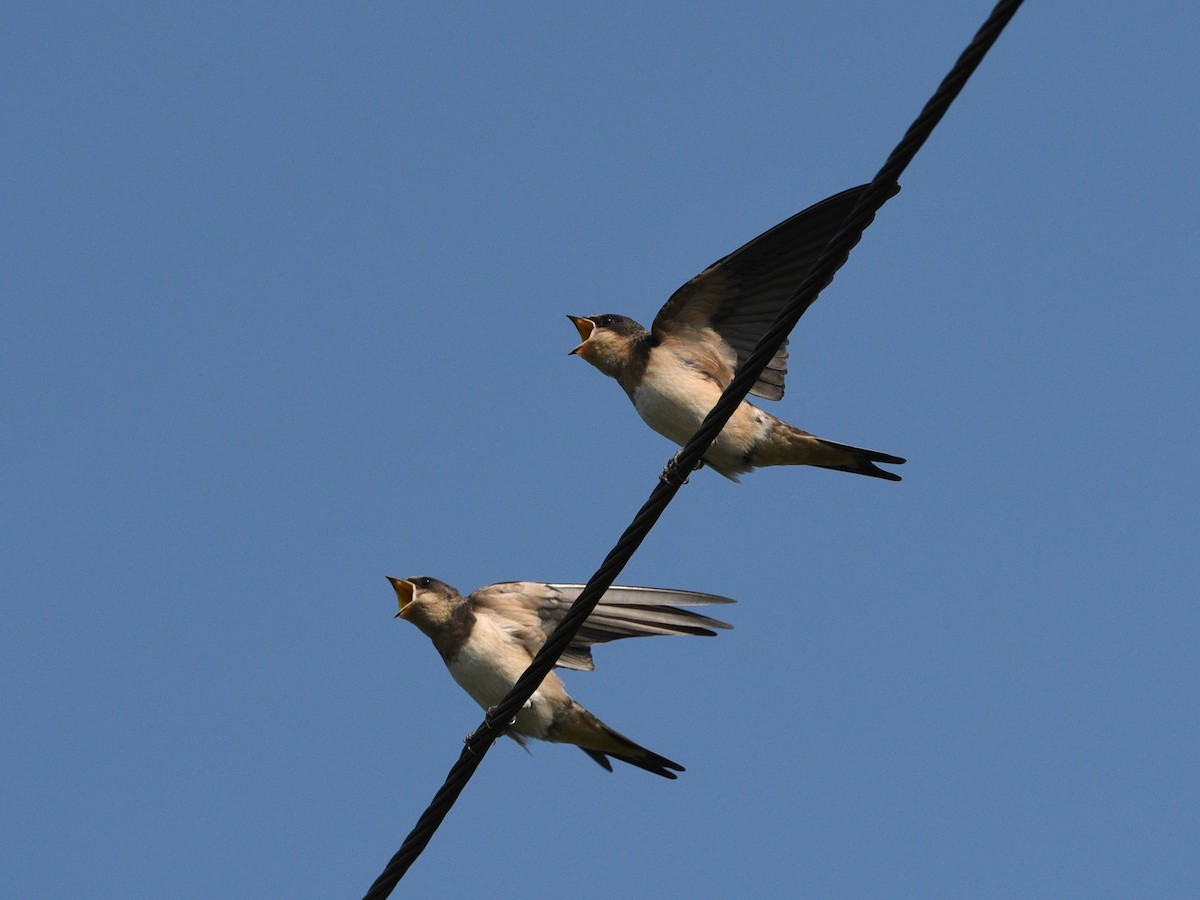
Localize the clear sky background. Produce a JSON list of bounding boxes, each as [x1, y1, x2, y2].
[[3, 3, 1197, 898]]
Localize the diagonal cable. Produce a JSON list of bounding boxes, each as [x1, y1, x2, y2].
[[364, 1, 1024, 895]]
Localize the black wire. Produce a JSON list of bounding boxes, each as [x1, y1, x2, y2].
[[364, 2, 1024, 895]]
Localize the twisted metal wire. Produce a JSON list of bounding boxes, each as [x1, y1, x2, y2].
[[365, 2, 1024, 895]]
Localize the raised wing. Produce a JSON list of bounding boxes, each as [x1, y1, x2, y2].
[[652, 183, 899, 400], [470, 582, 734, 672]]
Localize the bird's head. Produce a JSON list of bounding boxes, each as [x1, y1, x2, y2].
[[387, 576, 464, 636], [567, 314, 649, 380]]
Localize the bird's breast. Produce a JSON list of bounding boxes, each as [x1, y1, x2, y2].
[[632, 353, 723, 445], [632, 350, 774, 473], [447, 620, 567, 739], [448, 634, 519, 709]]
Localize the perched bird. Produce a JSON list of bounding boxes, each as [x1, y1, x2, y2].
[[388, 576, 734, 778], [568, 183, 905, 481]]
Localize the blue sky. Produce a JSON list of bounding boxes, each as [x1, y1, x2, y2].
[[4, 3, 1197, 897]]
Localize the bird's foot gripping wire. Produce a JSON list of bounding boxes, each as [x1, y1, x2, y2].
[[465, 701, 531, 751], [660, 453, 704, 486]]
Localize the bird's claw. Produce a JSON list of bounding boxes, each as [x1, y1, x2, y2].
[[484, 706, 513, 730], [467, 700, 533, 748], [466, 714, 504, 751], [483, 701, 528, 731], [660, 453, 704, 486]]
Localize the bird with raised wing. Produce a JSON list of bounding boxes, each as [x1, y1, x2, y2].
[[568, 183, 905, 481], [388, 576, 734, 778]]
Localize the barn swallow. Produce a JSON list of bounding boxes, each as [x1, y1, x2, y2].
[[568, 183, 905, 481], [388, 576, 734, 778]]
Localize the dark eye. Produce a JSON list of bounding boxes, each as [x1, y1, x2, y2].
[[416, 577, 433, 589], [600, 315, 615, 327]]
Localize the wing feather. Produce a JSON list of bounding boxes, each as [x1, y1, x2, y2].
[[470, 582, 734, 673], [651, 183, 900, 400]]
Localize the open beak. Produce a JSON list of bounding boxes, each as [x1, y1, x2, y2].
[[567, 315, 594, 355], [387, 577, 415, 618]]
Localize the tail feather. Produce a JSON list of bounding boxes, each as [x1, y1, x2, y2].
[[579, 741, 684, 780], [581, 748, 614, 772], [755, 423, 905, 481], [564, 707, 684, 779], [812, 437, 905, 481]]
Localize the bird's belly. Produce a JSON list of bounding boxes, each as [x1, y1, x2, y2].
[[449, 641, 518, 711], [632, 368, 768, 474], [632, 368, 718, 446], [449, 630, 562, 739]]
